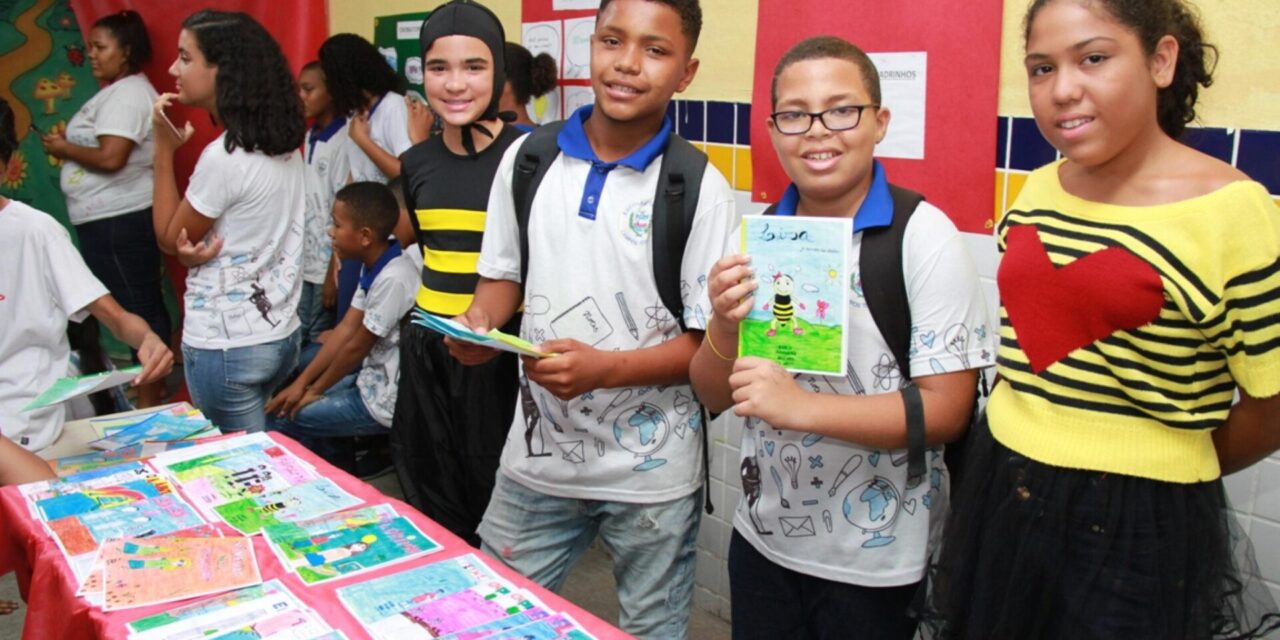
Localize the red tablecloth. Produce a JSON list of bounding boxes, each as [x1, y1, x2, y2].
[[0, 432, 631, 640]]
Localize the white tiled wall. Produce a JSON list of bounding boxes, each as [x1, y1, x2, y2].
[[691, 192, 1280, 622]]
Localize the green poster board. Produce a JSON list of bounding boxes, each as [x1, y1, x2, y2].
[[0, 0, 97, 238], [372, 11, 431, 100]]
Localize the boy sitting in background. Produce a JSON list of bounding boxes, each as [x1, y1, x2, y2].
[[266, 182, 417, 459]]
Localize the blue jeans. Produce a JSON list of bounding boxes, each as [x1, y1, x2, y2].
[[728, 530, 920, 640], [296, 281, 335, 345], [182, 329, 300, 432], [478, 473, 702, 639], [266, 373, 386, 446]]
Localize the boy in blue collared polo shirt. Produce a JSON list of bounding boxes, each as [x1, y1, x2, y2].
[[689, 37, 993, 639], [448, 1, 735, 637], [266, 182, 417, 455]]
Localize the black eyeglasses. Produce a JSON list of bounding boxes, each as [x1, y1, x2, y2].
[[769, 104, 878, 135]]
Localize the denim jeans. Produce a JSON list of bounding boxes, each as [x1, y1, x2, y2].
[[296, 281, 335, 345], [728, 530, 919, 640], [478, 472, 702, 640], [266, 373, 385, 445], [182, 329, 300, 432]]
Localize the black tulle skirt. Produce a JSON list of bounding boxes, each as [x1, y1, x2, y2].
[[921, 415, 1280, 640]]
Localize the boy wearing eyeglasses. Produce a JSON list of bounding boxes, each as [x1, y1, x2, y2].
[[689, 36, 992, 639]]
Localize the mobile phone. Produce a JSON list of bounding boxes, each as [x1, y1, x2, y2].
[[156, 107, 183, 139]]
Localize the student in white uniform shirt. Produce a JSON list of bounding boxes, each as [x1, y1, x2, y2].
[[0, 98, 173, 452], [318, 33, 415, 323], [151, 10, 306, 432]]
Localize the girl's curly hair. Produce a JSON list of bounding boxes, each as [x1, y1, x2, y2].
[[1024, 0, 1216, 138], [319, 34, 402, 117], [182, 10, 304, 156]]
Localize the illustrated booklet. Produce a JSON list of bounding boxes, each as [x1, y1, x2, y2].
[[738, 215, 851, 376], [262, 504, 441, 585]]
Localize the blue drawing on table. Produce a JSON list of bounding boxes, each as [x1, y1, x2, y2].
[[843, 476, 901, 549], [611, 402, 669, 471]]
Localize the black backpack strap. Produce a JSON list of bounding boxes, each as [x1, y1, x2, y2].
[[860, 184, 926, 482], [650, 134, 707, 333], [512, 121, 567, 288]]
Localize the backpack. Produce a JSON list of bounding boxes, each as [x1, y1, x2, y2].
[[510, 120, 717, 513], [763, 185, 985, 488]]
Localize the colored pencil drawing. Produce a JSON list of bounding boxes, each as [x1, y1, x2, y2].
[[739, 215, 850, 375]]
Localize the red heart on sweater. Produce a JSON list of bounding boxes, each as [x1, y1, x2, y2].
[[999, 225, 1165, 373]]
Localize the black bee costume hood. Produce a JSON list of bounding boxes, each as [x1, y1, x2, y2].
[[419, 0, 515, 157]]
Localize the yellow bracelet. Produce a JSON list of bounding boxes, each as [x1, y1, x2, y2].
[[705, 324, 735, 361]]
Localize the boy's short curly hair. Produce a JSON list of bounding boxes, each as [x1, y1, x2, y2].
[[319, 34, 403, 117], [182, 10, 305, 156], [598, 0, 702, 54], [336, 182, 400, 242], [771, 36, 881, 109]]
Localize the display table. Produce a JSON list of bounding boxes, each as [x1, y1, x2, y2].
[[1, 414, 630, 639]]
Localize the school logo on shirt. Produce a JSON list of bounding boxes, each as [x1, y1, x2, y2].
[[621, 199, 654, 245]]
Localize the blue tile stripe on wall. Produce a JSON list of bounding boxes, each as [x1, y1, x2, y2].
[[669, 101, 1278, 195]]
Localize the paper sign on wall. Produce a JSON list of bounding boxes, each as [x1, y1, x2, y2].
[[869, 52, 926, 160]]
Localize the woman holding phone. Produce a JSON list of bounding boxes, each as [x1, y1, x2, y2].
[[41, 11, 169, 407], [151, 10, 306, 432]]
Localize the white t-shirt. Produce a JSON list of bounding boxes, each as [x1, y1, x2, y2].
[[350, 249, 418, 426], [731, 202, 994, 587], [60, 74, 158, 224], [0, 200, 109, 451], [183, 134, 304, 349], [478, 136, 738, 504], [302, 119, 351, 283], [346, 92, 412, 184]]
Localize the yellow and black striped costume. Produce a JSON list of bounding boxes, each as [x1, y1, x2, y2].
[[392, 127, 524, 545], [772, 295, 795, 325], [989, 162, 1280, 483]]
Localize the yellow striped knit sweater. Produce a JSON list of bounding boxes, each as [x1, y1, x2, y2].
[[989, 162, 1280, 483]]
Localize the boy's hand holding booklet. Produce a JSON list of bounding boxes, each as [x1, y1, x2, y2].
[[411, 309, 555, 359]]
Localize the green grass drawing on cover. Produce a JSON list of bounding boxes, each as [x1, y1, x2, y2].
[[739, 318, 843, 373]]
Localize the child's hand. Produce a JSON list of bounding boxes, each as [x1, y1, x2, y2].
[[349, 110, 372, 144], [521, 339, 611, 400], [446, 307, 501, 365], [175, 228, 222, 268], [266, 381, 321, 421], [133, 332, 174, 386], [406, 95, 434, 144], [152, 93, 193, 154], [729, 356, 806, 429], [707, 254, 756, 336]]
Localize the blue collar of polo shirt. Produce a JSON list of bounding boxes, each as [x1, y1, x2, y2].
[[773, 160, 894, 232], [557, 105, 673, 220], [359, 242, 403, 293], [307, 116, 348, 164]]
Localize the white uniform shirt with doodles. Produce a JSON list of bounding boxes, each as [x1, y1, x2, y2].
[[477, 106, 738, 504], [733, 171, 994, 587], [183, 133, 305, 349], [351, 246, 418, 427]]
